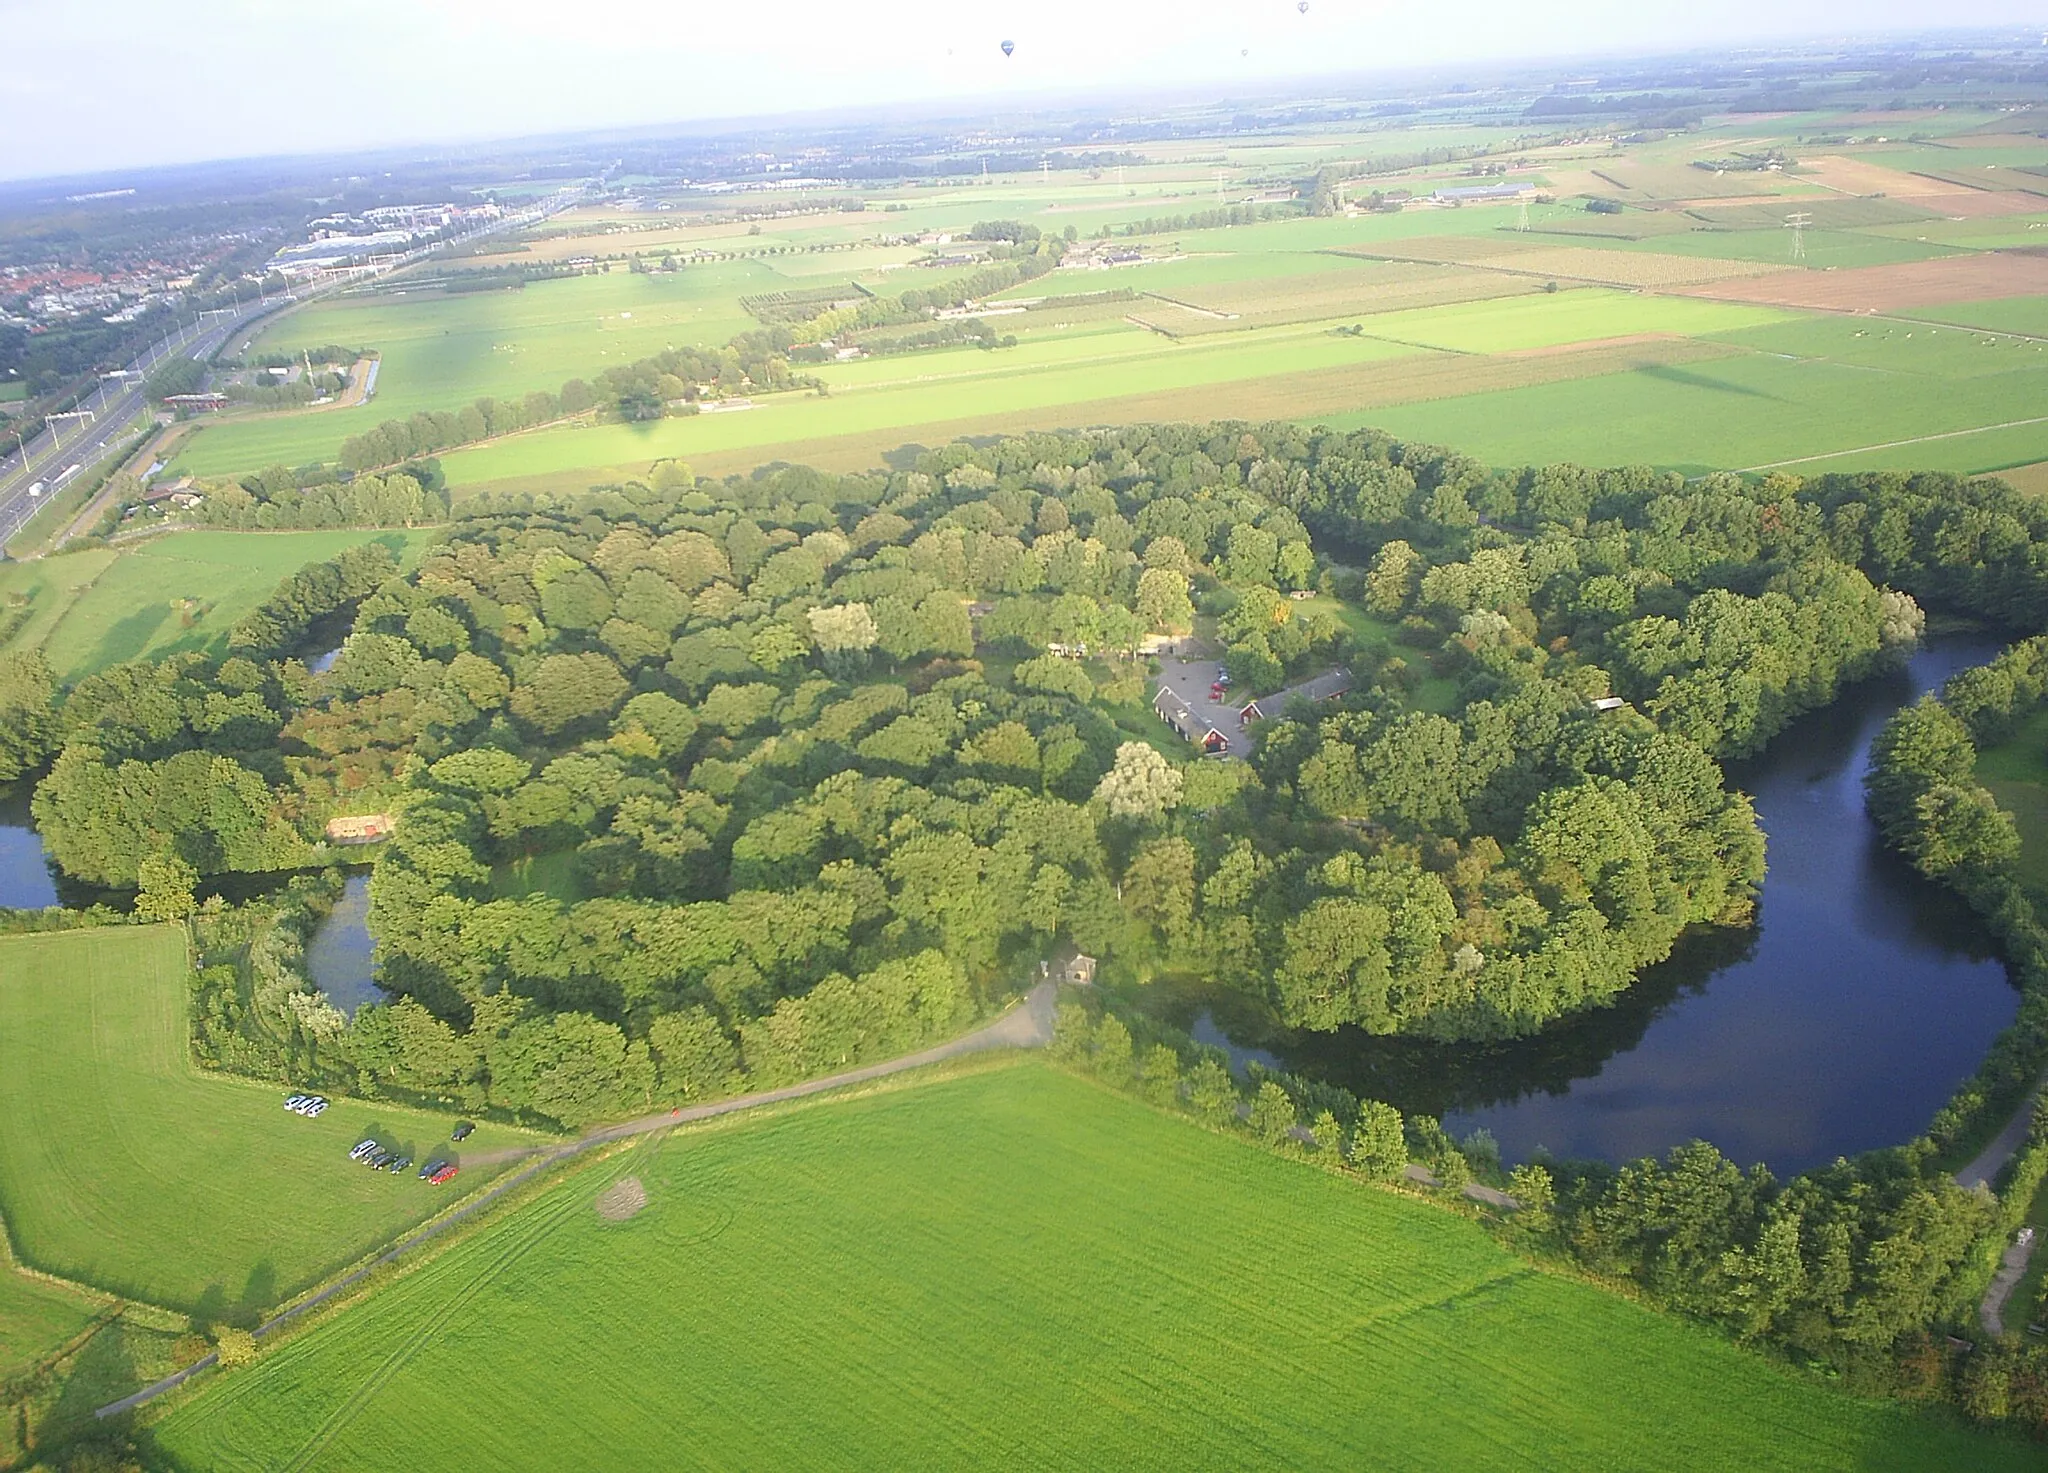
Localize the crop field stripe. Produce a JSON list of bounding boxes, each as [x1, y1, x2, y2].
[[1742, 412, 2048, 470], [447, 337, 1743, 492], [277, 1160, 617, 1473]]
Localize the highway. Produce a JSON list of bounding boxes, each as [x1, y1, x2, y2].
[[0, 183, 588, 551]]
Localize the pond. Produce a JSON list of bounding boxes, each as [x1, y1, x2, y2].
[[1149, 635, 2023, 1177], [0, 786, 58, 910], [305, 873, 382, 1017]]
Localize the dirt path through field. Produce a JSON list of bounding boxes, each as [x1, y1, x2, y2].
[[1981, 1235, 2038, 1337], [95, 981, 1056, 1420]]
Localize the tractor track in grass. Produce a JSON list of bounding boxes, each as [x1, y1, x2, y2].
[[95, 980, 1055, 1422]]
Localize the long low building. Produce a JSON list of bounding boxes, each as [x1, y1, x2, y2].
[[1153, 686, 1232, 755], [1236, 668, 1352, 725]]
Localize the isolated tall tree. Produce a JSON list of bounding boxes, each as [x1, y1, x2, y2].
[[1364, 540, 1422, 615], [1094, 742, 1183, 822]]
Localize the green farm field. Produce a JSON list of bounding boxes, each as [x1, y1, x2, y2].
[[428, 289, 1796, 490], [0, 1266, 102, 1380], [0, 926, 540, 1316], [155, 115, 2048, 495], [1341, 315, 2048, 475], [153, 1061, 2023, 1472], [178, 266, 778, 475], [0, 529, 435, 682]]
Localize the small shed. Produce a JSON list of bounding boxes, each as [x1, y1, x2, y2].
[[1590, 696, 1627, 712]]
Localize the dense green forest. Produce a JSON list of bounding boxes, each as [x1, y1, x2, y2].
[[26, 423, 2031, 1104], [14, 420, 2048, 1434]]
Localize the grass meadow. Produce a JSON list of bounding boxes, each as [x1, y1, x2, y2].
[[0, 1266, 102, 1379], [0, 529, 435, 681], [152, 1060, 2024, 1472], [0, 926, 539, 1318], [177, 266, 779, 475], [1973, 705, 2048, 897], [1345, 318, 2048, 475]]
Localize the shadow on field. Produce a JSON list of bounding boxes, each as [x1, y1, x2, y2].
[[1635, 362, 1783, 400], [87, 600, 172, 669], [41, 1319, 138, 1446]]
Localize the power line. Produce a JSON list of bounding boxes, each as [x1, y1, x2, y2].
[[1786, 211, 1812, 262]]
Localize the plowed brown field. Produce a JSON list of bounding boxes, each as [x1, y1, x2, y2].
[[1681, 252, 2048, 312]]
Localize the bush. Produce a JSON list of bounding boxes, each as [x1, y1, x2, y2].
[[214, 1326, 258, 1369]]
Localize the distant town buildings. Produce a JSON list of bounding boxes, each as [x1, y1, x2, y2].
[[269, 203, 501, 278]]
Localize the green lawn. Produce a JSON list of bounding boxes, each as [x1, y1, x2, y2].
[[0, 926, 540, 1317], [489, 850, 586, 904], [153, 1061, 2022, 1472], [1973, 705, 2048, 896], [4, 530, 435, 682]]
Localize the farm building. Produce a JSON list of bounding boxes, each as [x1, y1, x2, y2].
[[1432, 183, 1537, 204], [1153, 686, 1231, 755], [1239, 669, 1352, 727], [325, 814, 395, 845]]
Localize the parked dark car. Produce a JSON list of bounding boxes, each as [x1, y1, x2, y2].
[[420, 1158, 448, 1179], [451, 1121, 475, 1141]]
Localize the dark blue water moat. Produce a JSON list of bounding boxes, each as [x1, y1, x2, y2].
[[305, 873, 382, 1017], [0, 787, 58, 910], [1157, 636, 2021, 1177]]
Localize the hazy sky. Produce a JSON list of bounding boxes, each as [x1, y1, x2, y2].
[[0, 1, 2039, 181]]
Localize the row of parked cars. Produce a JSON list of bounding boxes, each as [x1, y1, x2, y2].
[[346, 1138, 461, 1184], [351, 1139, 415, 1174], [283, 1092, 475, 1184]]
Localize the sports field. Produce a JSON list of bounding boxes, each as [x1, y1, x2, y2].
[[0, 926, 537, 1317], [153, 1060, 2022, 1471], [0, 529, 434, 681]]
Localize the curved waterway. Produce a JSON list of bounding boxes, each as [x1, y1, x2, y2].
[[305, 873, 382, 1017], [1152, 636, 2022, 1176]]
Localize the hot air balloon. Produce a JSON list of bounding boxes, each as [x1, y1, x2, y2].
[[1001, 39, 1015, 56], [1298, 1, 1309, 11]]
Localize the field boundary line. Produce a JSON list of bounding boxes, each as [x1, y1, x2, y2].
[[1740, 414, 2048, 471], [94, 981, 1054, 1420]]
